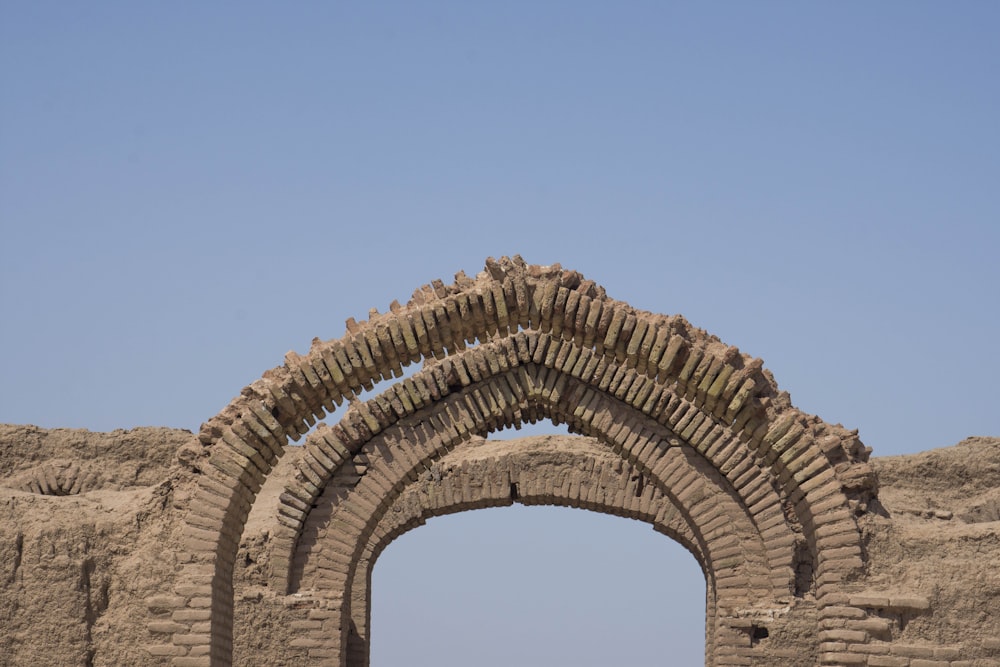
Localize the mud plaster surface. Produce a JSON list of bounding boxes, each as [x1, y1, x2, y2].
[[1, 425, 998, 666]]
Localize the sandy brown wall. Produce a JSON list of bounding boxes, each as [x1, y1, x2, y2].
[[2, 425, 999, 666]]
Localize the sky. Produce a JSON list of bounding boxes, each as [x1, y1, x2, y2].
[[1, 3, 998, 665]]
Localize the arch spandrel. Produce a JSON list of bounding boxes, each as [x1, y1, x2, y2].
[[163, 256, 876, 667]]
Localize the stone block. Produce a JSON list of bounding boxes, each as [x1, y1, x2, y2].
[[172, 609, 212, 622], [890, 645, 936, 658], [821, 629, 868, 644]]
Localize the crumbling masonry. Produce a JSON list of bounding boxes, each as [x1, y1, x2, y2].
[[2, 256, 999, 666]]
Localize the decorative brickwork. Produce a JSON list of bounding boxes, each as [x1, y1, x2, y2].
[[166, 256, 879, 666]]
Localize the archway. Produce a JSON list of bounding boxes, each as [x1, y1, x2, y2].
[[279, 364, 779, 664], [158, 256, 876, 666], [368, 503, 707, 666], [338, 434, 711, 665]]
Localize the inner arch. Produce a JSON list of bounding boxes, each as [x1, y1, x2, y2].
[[370, 505, 707, 667], [340, 433, 711, 666]]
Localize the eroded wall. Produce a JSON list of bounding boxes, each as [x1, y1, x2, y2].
[[2, 425, 998, 666]]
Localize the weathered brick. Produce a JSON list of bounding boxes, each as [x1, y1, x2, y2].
[[172, 658, 211, 667], [145, 644, 188, 656], [172, 634, 210, 646], [866, 656, 909, 667]]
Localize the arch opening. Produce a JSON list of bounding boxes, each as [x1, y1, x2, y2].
[[369, 505, 707, 667]]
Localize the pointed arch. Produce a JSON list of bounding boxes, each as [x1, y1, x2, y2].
[[159, 256, 876, 666], [275, 358, 782, 665], [343, 435, 711, 666]]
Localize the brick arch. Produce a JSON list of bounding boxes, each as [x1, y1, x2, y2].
[[281, 358, 781, 594], [343, 436, 712, 666], [276, 331, 813, 595], [293, 431, 712, 598], [277, 365, 779, 666], [162, 256, 875, 666]]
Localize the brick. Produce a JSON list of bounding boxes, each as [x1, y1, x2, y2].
[[174, 584, 212, 598], [821, 629, 868, 643], [172, 634, 210, 646], [145, 644, 188, 656], [146, 595, 188, 612], [849, 618, 893, 634], [308, 648, 339, 658], [820, 641, 847, 652], [932, 647, 960, 659], [289, 637, 324, 648], [850, 642, 889, 655], [819, 605, 868, 619], [889, 596, 930, 611], [866, 657, 909, 667], [820, 652, 867, 665], [172, 658, 211, 667], [172, 609, 212, 623]]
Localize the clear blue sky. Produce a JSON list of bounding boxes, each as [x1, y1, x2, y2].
[[2, 3, 997, 665]]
